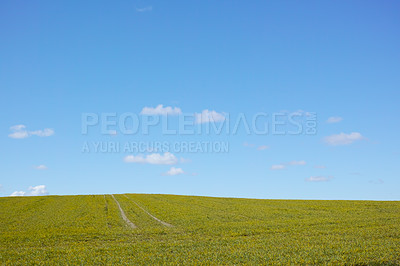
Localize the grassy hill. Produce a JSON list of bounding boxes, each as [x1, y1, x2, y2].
[[1, 194, 399, 264]]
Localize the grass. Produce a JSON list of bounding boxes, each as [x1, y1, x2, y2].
[[1, 194, 399, 264]]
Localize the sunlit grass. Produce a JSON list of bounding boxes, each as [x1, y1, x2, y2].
[[1, 194, 399, 264]]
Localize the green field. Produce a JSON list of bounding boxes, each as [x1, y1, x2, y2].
[[1, 194, 399, 265]]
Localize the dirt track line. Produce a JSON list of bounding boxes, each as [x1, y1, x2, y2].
[[124, 195, 173, 227], [112, 195, 137, 229]]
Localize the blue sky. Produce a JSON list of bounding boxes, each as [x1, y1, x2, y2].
[[1, 0, 399, 199]]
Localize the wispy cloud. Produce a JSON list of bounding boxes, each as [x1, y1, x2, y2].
[[124, 152, 179, 165], [10, 185, 48, 196], [140, 104, 182, 115], [271, 160, 306, 170], [163, 167, 185, 176], [8, 125, 54, 139], [314, 165, 326, 169], [195, 110, 225, 124], [280, 109, 313, 117], [136, 6, 152, 12], [324, 132, 365, 146], [244, 142, 269, 150], [288, 160, 306, 166], [30, 129, 54, 137], [257, 145, 269, 151], [326, 116, 343, 123], [35, 165, 48, 170], [305, 176, 333, 182], [271, 164, 286, 170]]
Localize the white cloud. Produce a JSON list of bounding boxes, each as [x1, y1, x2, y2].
[[195, 110, 225, 124], [281, 110, 313, 117], [136, 6, 152, 12], [140, 104, 182, 115], [124, 152, 179, 165], [8, 125, 54, 139], [271, 160, 306, 170], [35, 165, 48, 170], [10, 191, 26, 196], [288, 160, 306, 166], [314, 165, 326, 169], [324, 132, 364, 146], [257, 145, 269, 151], [8, 131, 29, 139], [326, 116, 343, 123], [8, 125, 29, 139], [305, 176, 333, 182], [10, 185, 48, 196], [164, 167, 185, 176], [271, 164, 285, 170], [30, 128, 54, 137], [28, 185, 48, 196], [10, 125, 26, 131]]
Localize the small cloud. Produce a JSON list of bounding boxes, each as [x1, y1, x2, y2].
[[28, 185, 48, 196], [271, 164, 285, 170], [136, 6, 152, 12], [291, 110, 313, 117], [8, 125, 29, 139], [271, 160, 306, 170], [30, 128, 54, 137], [140, 104, 181, 115], [257, 145, 269, 151], [10, 191, 26, 196], [8, 131, 29, 139], [163, 167, 184, 176], [35, 165, 48, 170], [324, 132, 365, 146], [281, 110, 313, 117], [10, 125, 26, 131], [244, 142, 269, 150], [8, 125, 54, 139], [314, 165, 326, 169], [326, 116, 343, 123], [124, 152, 179, 165], [288, 160, 306, 166], [195, 110, 225, 124], [10, 185, 48, 196], [305, 176, 333, 182]]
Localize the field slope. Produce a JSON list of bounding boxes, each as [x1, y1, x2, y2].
[[1, 194, 399, 264]]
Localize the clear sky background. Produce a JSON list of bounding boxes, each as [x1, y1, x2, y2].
[[1, 0, 399, 199]]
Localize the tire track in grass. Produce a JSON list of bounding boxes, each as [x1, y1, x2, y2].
[[124, 195, 173, 227], [111, 194, 137, 229]]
